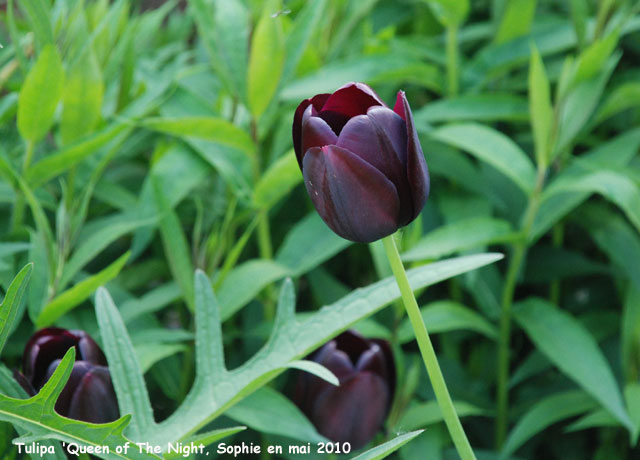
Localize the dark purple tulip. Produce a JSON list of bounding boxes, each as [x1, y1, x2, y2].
[[292, 82, 430, 243], [17, 328, 119, 424], [293, 330, 396, 449]]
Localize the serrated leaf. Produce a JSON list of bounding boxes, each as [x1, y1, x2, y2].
[[17, 44, 64, 142], [0, 349, 159, 460], [0, 264, 32, 357], [514, 298, 633, 431], [429, 123, 536, 194], [36, 252, 130, 328], [351, 430, 424, 460], [95, 288, 156, 440]]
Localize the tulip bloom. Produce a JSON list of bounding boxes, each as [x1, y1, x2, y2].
[[293, 330, 395, 449], [293, 82, 429, 243], [17, 328, 119, 424]]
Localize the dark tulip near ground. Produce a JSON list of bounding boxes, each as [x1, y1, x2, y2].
[[16, 328, 119, 424], [293, 82, 430, 243], [292, 330, 396, 449]]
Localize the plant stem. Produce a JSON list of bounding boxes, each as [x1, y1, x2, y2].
[[495, 170, 546, 447], [446, 25, 459, 97], [382, 235, 476, 460]]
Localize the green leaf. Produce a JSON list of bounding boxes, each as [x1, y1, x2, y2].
[[60, 48, 104, 145], [595, 82, 640, 124], [18, 0, 53, 52], [399, 400, 486, 430], [572, 30, 619, 85], [0, 349, 159, 460], [275, 213, 351, 276], [414, 93, 528, 124], [501, 390, 597, 457], [397, 301, 498, 343], [61, 214, 157, 288], [253, 151, 302, 210], [285, 360, 339, 386], [139, 253, 502, 444], [191, 0, 248, 101], [622, 287, 640, 382], [494, 0, 537, 44], [141, 117, 254, 154], [351, 430, 424, 460], [403, 217, 516, 261], [226, 387, 326, 442], [424, 0, 469, 27], [95, 288, 156, 440], [529, 45, 553, 168], [218, 260, 290, 321], [36, 252, 130, 327], [17, 44, 64, 142], [429, 123, 536, 194], [247, 0, 285, 117], [514, 298, 633, 431], [625, 383, 640, 442], [153, 181, 195, 311], [0, 264, 32, 357]]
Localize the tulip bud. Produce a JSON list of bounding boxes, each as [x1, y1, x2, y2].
[[292, 82, 429, 243], [292, 330, 395, 449], [18, 328, 119, 424]]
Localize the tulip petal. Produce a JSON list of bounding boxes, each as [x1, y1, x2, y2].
[[52, 360, 93, 417], [325, 82, 386, 115], [303, 145, 400, 243], [337, 111, 413, 224], [23, 328, 78, 389], [293, 94, 330, 162], [76, 333, 108, 366], [300, 112, 338, 163], [313, 373, 390, 449], [394, 91, 430, 220], [67, 366, 120, 424], [333, 330, 372, 365]]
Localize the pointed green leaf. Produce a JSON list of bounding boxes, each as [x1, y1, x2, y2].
[[0, 264, 32, 357], [351, 430, 424, 460], [529, 45, 553, 168]]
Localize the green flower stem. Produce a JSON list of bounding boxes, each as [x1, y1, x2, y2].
[[382, 234, 476, 460], [446, 25, 459, 97], [495, 169, 546, 447]]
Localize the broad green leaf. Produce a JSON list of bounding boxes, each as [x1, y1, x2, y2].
[[514, 298, 633, 431], [247, 0, 285, 117], [96, 288, 156, 439], [403, 217, 516, 261], [494, 0, 537, 44], [275, 213, 351, 276], [595, 82, 640, 124], [415, 93, 528, 124], [17, 44, 64, 142], [572, 30, 619, 85], [0, 349, 159, 460], [253, 151, 302, 210], [0, 264, 32, 357], [397, 301, 498, 343], [566, 408, 619, 432], [625, 383, 640, 442], [153, 181, 195, 311], [36, 252, 130, 327], [424, 0, 469, 27], [191, 0, 248, 101], [226, 387, 326, 442], [218, 260, 290, 321], [399, 400, 486, 430], [26, 123, 129, 187], [622, 287, 640, 382], [142, 117, 254, 154], [280, 0, 327, 86], [61, 214, 157, 288], [351, 430, 424, 460], [285, 360, 339, 386], [60, 49, 104, 145], [141, 253, 502, 444], [429, 123, 536, 194], [501, 390, 597, 457], [529, 46, 553, 168], [18, 0, 53, 51]]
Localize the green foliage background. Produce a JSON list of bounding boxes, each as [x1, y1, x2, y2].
[[1, 0, 640, 458]]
